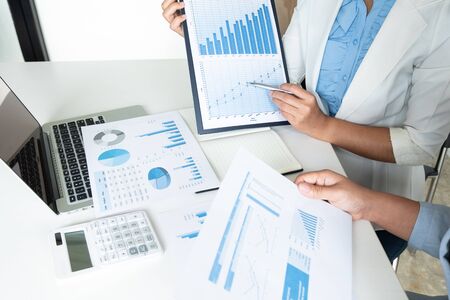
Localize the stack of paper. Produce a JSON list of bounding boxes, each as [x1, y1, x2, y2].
[[179, 149, 352, 300]]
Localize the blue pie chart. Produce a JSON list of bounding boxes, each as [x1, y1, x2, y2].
[[148, 167, 171, 190], [98, 149, 130, 167]]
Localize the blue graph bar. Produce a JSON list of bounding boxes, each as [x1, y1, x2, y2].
[[224, 206, 252, 291], [258, 8, 270, 54], [246, 15, 257, 54], [196, 211, 207, 218], [170, 138, 184, 143], [239, 20, 250, 54], [165, 142, 186, 149], [233, 22, 244, 54], [263, 4, 277, 54], [252, 13, 264, 54], [163, 121, 175, 125], [213, 33, 222, 54], [207, 38, 215, 55], [226, 21, 237, 54], [220, 27, 230, 54], [169, 134, 183, 140], [179, 231, 200, 239], [247, 194, 279, 217], [197, 4, 277, 56], [209, 172, 250, 284], [138, 128, 176, 137], [200, 44, 207, 55]]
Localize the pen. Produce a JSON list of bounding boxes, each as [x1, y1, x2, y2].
[[248, 82, 295, 95], [194, 169, 303, 194]]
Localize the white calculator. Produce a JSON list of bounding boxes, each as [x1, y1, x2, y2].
[[51, 211, 163, 277]]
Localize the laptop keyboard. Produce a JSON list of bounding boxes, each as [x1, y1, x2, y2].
[[10, 138, 43, 197], [52, 116, 105, 203]]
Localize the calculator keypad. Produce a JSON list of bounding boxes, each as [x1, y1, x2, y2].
[[90, 211, 160, 264]]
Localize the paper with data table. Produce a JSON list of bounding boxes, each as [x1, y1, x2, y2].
[[180, 150, 352, 300], [82, 112, 219, 216], [182, 0, 289, 134]]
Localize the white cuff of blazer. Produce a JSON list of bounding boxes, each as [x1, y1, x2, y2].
[[390, 127, 435, 166]]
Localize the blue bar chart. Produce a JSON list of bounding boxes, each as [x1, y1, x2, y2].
[[177, 208, 208, 239], [138, 120, 186, 149], [299, 210, 318, 247], [290, 209, 322, 250], [282, 248, 311, 300], [174, 156, 203, 182], [198, 4, 277, 56]]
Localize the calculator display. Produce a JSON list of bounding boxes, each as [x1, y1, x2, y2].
[[65, 231, 93, 272]]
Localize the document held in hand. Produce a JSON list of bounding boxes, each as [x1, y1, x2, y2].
[[179, 149, 352, 300]]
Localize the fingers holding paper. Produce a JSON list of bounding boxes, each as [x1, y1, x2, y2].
[[161, 0, 186, 37], [271, 84, 330, 139]]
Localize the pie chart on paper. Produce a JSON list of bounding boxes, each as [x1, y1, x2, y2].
[[98, 149, 130, 167], [148, 167, 171, 190]]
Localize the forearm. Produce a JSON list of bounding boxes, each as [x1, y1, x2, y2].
[[363, 190, 420, 240], [318, 117, 396, 163]]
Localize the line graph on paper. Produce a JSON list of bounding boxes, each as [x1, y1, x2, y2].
[[207, 173, 282, 299], [200, 59, 284, 118]]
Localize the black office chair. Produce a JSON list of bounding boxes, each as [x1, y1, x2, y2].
[[424, 132, 450, 203]]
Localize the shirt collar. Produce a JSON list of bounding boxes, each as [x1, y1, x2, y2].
[[336, 0, 364, 33]]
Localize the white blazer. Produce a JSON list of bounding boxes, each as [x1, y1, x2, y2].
[[283, 0, 450, 200]]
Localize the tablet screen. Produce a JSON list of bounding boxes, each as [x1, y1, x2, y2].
[[182, 0, 289, 134]]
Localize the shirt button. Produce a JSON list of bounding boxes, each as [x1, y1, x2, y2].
[[353, 39, 358, 45], [342, 75, 348, 81]]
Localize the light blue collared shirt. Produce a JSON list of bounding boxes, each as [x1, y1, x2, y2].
[[408, 202, 450, 300], [316, 0, 396, 116]]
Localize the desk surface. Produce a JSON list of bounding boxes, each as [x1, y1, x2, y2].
[[0, 60, 407, 300]]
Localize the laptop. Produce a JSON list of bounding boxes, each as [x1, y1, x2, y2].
[[0, 76, 146, 214]]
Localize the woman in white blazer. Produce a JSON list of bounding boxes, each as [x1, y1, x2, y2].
[[276, 0, 450, 203], [162, 0, 450, 198], [161, 0, 450, 259]]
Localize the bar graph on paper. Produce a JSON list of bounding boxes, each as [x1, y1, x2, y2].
[[183, 0, 288, 131], [197, 3, 277, 56]]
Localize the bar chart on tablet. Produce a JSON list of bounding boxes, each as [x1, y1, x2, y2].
[[183, 0, 288, 130]]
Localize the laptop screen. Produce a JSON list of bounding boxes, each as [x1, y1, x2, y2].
[[0, 77, 48, 201]]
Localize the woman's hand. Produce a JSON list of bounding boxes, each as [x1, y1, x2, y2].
[[271, 83, 331, 140], [295, 170, 374, 220], [161, 0, 186, 37], [296, 169, 420, 240]]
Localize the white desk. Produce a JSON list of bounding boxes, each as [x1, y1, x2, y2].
[[0, 60, 407, 300]]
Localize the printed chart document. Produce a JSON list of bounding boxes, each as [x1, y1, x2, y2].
[[182, 0, 289, 134], [155, 199, 212, 277], [180, 150, 352, 300], [82, 112, 219, 216]]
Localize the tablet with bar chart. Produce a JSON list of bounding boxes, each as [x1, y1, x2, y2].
[[181, 0, 289, 134]]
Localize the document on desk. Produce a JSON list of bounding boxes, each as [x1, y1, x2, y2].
[[180, 149, 352, 300], [82, 112, 219, 216], [182, 0, 289, 134]]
